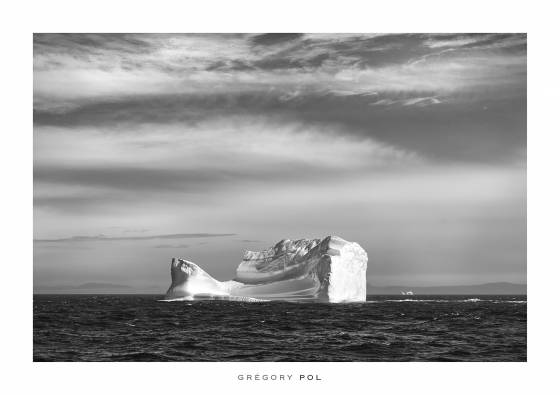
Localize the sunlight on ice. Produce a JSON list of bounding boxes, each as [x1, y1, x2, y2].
[[164, 236, 367, 302]]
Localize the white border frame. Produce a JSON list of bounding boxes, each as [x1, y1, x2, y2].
[[2, 1, 555, 394]]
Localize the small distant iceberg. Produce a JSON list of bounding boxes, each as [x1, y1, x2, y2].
[[164, 236, 368, 303], [401, 290, 414, 295]]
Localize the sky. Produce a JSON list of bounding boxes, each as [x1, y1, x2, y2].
[[33, 33, 526, 291]]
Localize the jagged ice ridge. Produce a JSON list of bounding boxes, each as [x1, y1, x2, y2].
[[164, 236, 367, 302]]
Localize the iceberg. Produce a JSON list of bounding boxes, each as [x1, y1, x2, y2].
[[164, 236, 367, 303]]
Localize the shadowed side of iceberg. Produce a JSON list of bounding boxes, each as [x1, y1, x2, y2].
[[164, 236, 367, 302]]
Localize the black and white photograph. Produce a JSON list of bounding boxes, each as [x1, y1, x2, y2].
[[33, 33, 527, 362], [7, 0, 560, 392], [32, 32, 527, 363]]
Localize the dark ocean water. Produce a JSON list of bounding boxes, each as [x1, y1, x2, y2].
[[33, 294, 526, 362]]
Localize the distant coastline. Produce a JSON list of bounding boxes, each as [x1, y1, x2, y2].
[[367, 282, 526, 295], [34, 281, 527, 295]]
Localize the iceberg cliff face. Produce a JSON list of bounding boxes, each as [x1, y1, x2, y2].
[[165, 236, 367, 303]]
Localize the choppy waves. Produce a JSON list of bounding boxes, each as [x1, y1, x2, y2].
[[34, 294, 526, 362], [370, 298, 527, 304]]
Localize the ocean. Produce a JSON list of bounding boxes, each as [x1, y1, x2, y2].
[[33, 294, 526, 362]]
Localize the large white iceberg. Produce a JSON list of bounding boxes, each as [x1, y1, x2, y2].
[[164, 236, 367, 303]]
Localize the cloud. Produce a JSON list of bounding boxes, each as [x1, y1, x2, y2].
[[34, 166, 230, 192], [153, 244, 190, 249], [33, 34, 526, 288], [32, 33, 526, 202], [424, 36, 480, 49], [34, 233, 235, 242], [369, 95, 442, 107], [34, 118, 420, 200], [251, 33, 303, 46], [35, 244, 94, 250], [121, 228, 149, 233], [33, 33, 526, 110]]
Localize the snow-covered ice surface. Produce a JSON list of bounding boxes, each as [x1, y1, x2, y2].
[[164, 236, 367, 302]]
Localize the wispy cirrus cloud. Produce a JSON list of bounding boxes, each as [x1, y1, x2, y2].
[[33, 33, 526, 165], [34, 33, 526, 108], [33, 34, 526, 287], [33, 116, 421, 214], [153, 244, 190, 249]]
